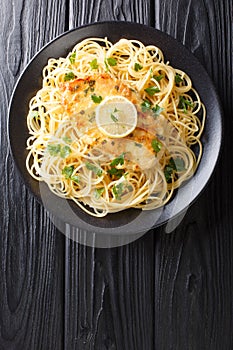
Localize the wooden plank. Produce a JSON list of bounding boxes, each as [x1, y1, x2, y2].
[[64, 1, 155, 349], [153, 0, 233, 348], [0, 1, 67, 348]]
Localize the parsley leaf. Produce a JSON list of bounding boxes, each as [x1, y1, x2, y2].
[[153, 74, 164, 81], [94, 187, 105, 199], [69, 52, 76, 64], [164, 157, 186, 182], [112, 182, 124, 200], [64, 72, 75, 81], [85, 162, 103, 177], [62, 136, 72, 144], [47, 144, 61, 156], [111, 113, 118, 122], [134, 63, 143, 71], [106, 57, 117, 66], [175, 74, 183, 84], [110, 153, 125, 167], [89, 58, 99, 70], [91, 94, 103, 104], [107, 168, 125, 178], [145, 86, 160, 96], [62, 166, 79, 183], [152, 104, 164, 117], [173, 157, 186, 171], [164, 165, 174, 182], [178, 96, 194, 111], [151, 139, 162, 153], [60, 145, 71, 158], [141, 99, 152, 112], [62, 165, 74, 179]]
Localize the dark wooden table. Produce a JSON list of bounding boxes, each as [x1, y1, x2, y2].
[[1, 1, 232, 349]]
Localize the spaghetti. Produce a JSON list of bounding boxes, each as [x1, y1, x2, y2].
[[26, 38, 206, 217]]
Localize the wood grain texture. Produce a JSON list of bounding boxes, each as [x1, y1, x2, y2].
[[0, 1, 67, 349], [153, 0, 233, 349]]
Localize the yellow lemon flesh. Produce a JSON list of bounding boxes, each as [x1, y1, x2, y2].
[[95, 96, 138, 138]]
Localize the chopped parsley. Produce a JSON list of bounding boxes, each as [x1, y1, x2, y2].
[[151, 139, 162, 153], [110, 153, 125, 167], [69, 52, 76, 64], [112, 182, 124, 200], [60, 145, 71, 158], [153, 74, 164, 81], [178, 96, 194, 112], [112, 182, 133, 200], [152, 104, 164, 117], [62, 165, 79, 183], [91, 94, 103, 104], [105, 57, 117, 67], [85, 162, 103, 177], [62, 136, 72, 144], [47, 144, 71, 158], [110, 114, 118, 122], [62, 165, 74, 179], [64, 72, 76, 81], [89, 58, 99, 70], [134, 63, 143, 71], [107, 154, 125, 178], [94, 187, 105, 199], [175, 74, 183, 84], [164, 157, 186, 182], [47, 144, 61, 156], [145, 86, 161, 96], [107, 168, 125, 178], [141, 99, 152, 112]]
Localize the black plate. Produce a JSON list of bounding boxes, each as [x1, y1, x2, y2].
[[8, 21, 222, 236]]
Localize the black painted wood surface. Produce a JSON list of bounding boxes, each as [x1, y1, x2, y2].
[[0, 0, 232, 349]]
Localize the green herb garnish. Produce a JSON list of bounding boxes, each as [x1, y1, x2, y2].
[[69, 52, 76, 64], [112, 182, 124, 200], [151, 139, 162, 153], [107, 168, 125, 178], [62, 165, 79, 183], [153, 74, 164, 81], [152, 104, 164, 117], [134, 63, 143, 71], [91, 94, 103, 104], [178, 96, 194, 111], [60, 145, 71, 158], [64, 72, 75, 81], [106, 57, 117, 66], [141, 99, 152, 112], [47, 144, 61, 156], [85, 162, 103, 177], [89, 58, 99, 70], [175, 74, 183, 84], [164, 157, 186, 182], [94, 187, 105, 199], [111, 113, 118, 122], [62, 136, 72, 144], [110, 153, 125, 167], [145, 86, 160, 96], [62, 165, 74, 179]]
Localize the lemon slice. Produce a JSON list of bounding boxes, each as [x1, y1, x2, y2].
[[95, 96, 137, 138]]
